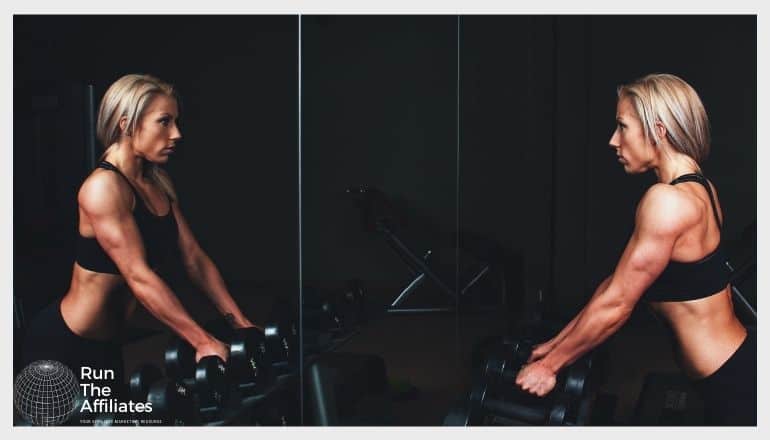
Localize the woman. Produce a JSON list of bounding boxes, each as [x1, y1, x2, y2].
[[515, 73, 756, 425], [22, 74, 258, 395]]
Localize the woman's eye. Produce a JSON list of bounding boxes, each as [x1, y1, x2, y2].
[[159, 118, 170, 126]]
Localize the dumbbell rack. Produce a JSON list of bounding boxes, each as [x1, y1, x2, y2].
[[445, 337, 599, 426]]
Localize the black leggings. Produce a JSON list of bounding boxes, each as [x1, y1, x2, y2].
[[693, 329, 756, 426], [21, 299, 126, 398]]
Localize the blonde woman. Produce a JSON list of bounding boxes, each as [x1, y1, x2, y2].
[[22, 74, 257, 394], [515, 74, 755, 425]]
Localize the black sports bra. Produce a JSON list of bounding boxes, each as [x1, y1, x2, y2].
[[75, 161, 179, 274], [644, 173, 732, 302]]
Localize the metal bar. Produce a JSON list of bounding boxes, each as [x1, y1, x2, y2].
[[386, 307, 454, 314], [726, 261, 757, 319], [306, 361, 338, 426], [380, 225, 455, 297], [460, 265, 490, 296], [731, 285, 757, 319], [391, 273, 426, 307]]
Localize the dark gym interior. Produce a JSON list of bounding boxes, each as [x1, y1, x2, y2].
[[13, 15, 756, 426]]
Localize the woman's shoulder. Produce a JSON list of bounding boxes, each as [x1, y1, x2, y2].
[[635, 183, 700, 234], [78, 169, 134, 214]]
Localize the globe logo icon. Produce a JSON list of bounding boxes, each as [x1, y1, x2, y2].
[[14, 360, 80, 426]]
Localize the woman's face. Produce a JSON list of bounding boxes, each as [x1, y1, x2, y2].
[[130, 94, 181, 164], [608, 96, 657, 174]]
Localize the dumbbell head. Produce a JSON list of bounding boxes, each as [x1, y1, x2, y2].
[[264, 322, 298, 370], [165, 337, 195, 381], [147, 378, 195, 425], [477, 382, 571, 426], [129, 364, 163, 402], [562, 361, 589, 397], [229, 327, 274, 390], [545, 394, 569, 425], [195, 356, 229, 407]]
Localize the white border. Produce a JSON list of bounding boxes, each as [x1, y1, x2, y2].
[[3, 1, 765, 439]]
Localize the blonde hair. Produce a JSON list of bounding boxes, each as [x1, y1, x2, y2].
[[618, 73, 711, 165], [96, 74, 178, 200]]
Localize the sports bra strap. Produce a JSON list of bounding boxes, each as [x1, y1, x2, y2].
[[97, 160, 141, 198], [97, 160, 173, 205], [669, 173, 722, 229]]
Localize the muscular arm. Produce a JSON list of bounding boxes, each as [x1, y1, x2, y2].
[[172, 201, 255, 329], [79, 173, 216, 351], [530, 275, 613, 360], [538, 184, 693, 373]]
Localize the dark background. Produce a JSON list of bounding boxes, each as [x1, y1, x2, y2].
[[14, 15, 300, 318], [13, 15, 755, 425]]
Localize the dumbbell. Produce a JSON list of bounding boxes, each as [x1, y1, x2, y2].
[[483, 354, 591, 398], [264, 322, 298, 374], [444, 379, 587, 426], [164, 337, 230, 419], [147, 377, 196, 425], [129, 364, 163, 403], [342, 279, 366, 326], [303, 290, 344, 334], [323, 280, 367, 333], [229, 327, 275, 394]]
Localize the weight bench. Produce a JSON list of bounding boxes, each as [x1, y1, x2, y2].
[[347, 185, 507, 314]]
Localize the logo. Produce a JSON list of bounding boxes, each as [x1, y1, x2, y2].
[[14, 360, 80, 426]]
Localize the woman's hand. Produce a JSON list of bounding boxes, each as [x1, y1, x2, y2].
[[195, 336, 230, 364], [527, 342, 554, 363], [224, 313, 263, 333], [515, 361, 557, 397]]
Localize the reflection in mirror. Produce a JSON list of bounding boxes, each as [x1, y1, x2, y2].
[[300, 15, 459, 425], [13, 15, 300, 426]]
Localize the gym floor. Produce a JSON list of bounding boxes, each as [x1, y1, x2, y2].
[[121, 282, 681, 426]]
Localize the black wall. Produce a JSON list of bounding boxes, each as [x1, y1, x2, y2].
[[301, 16, 458, 295]]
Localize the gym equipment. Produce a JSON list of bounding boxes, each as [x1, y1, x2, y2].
[[164, 337, 196, 382], [229, 327, 275, 394], [444, 378, 589, 426], [264, 322, 298, 373], [483, 353, 591, 398], [196, 356, 229, 402], [347, 185, 507, 313], [302, 282, 368, 338], [146, 378, 196, 426], [129, 364, 163, 402], [164, 337, 230, 422], [725, 221, 757, 325], [304, 352, 390, 426]]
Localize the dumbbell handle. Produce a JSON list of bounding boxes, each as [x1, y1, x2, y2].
[[486, 356, 588, 398]]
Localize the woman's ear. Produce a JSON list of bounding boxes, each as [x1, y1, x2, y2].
[[654, 121, 667, 145], [119, 116, 130, 137]]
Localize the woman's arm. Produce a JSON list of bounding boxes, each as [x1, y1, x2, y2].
[[517, 184, 696, 396], [79, 173, 227, 362], [528, 275, 613, 362], [171, 201, 256, 329]]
